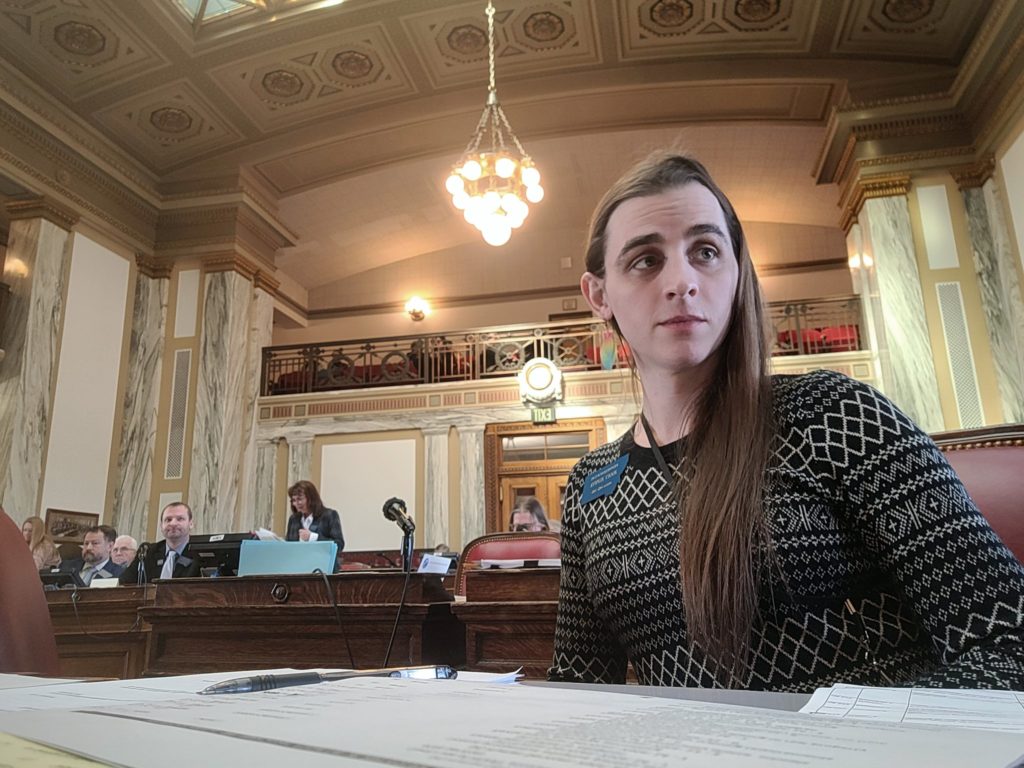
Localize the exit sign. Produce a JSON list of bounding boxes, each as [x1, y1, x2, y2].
[[531, 406, 556, 424]]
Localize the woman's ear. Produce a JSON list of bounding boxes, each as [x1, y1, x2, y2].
[[581, 272, 613, 321]]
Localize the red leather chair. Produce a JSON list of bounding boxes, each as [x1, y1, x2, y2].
[[777, 328, 825, 355], [934, 424, 1024, 562], [455, 531, 561, 595], [820, 325, 861, 353], [0, 507, 60, 675]]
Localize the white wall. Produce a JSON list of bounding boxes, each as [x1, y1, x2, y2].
[[319, 438, 417, 552], [40, 233, 129, 520], [1000, 126, 1024, 271]]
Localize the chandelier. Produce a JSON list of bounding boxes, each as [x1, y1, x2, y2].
[[445, 1, 544, 247]]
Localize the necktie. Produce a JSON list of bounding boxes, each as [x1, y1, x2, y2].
[[160, 550, 177, 580], [80, 564, 95, 586]]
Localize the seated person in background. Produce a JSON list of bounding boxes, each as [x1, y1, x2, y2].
[[119, 502, 201, 584], [285, 480, 345, 571], [21, 514, 61, 570], [510, 496, 550, 532], [550, 152, 1024, 691], [59, 525, 122, 585], [110, 534, 138, 567]]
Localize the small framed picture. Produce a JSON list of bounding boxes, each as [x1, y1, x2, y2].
[[45, 508, 100, 544]]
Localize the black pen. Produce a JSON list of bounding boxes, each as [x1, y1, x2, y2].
[[198, 665, 457, 695]]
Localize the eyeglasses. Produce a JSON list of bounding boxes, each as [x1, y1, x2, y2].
[[512, 524, 537, 532], [844, 598, 895, 686]]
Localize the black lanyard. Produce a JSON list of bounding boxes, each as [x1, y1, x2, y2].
[[639, 413, 675, 484]]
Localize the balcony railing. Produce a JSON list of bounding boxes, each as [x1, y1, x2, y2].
[[262, 295, 864, 397]]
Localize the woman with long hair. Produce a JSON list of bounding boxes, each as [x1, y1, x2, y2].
[[21, 515, 61, 570], [285, 480, 345, 571], [549, 153, 1024, 690]]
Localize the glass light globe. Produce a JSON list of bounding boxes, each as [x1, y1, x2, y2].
[[521, 165, 540, 187], [462, 159, 482, 181], [526, 184, 544, 203], [482, 219, 512, 246], [445, 174, 464, 195], [495, 157, 517, 178], [483, 190, 502, 212], [508, 210, 526, 229], [500, 193, 520, 212]]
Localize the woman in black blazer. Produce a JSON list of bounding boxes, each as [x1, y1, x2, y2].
[[285, 480, 345, 571]]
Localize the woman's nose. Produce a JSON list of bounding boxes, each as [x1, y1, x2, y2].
[[663, 255, 699, 298]]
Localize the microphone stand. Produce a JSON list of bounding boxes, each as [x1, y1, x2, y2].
[[401, 529, 414, 574]]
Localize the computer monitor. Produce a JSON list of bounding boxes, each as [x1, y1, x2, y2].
[[39, 570, 85, 590], [188, 532, 256, 577]]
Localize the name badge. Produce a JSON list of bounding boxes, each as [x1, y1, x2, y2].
[[580, 454, 629, 504]]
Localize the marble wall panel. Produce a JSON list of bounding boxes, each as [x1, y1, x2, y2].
[[962, 184, 1024, 422], [238, 288, 274, 531], [110, 273, 169, 542], [287, 437, 313, 489], [423, 427, 449, 548], [252, 439, 278, 532], [187, 271, 252, 533], [0, 217, 71, 518], [458, 426, 486, 546], [863, 197, 944, 432]]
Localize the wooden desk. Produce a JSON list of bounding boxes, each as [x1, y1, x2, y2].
[[46, 586, 153, 679], [140, 573, 463, 676], [452, 567, 560, 680]]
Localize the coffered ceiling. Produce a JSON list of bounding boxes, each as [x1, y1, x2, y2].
[[0, 0, 1015, 319]]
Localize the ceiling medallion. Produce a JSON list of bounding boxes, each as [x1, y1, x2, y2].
[[262, 69, 303, 98], [735, 0, 780, 23], [447, 24, 488, 56], [650, 0, 694, 28], [53, 21, 106, 56], [882, 0, 933, 24], [523, 11, 565, 43], [444, 2, 544, 248], [150, 107, 193, 134], [332, 51, 373, 80]]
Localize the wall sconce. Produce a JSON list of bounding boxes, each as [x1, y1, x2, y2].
[[405, 296, 430, 321]]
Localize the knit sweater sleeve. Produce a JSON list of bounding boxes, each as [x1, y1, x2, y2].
[[548, 459, 629, 684], [804, 371, 1024, 689]]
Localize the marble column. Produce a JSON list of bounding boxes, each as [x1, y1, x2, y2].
[[960, 180, 1024, 422], [861, 196, 944, 432], [251, 438, 278, 532], [846, 223, 889, 391], [422, 426, 450, 548], [287, 435, 313, 489], [238, 285, 275, 531], [110, 267, 169, 542], [458, 425, 486, 547], [0, 198, 76, 519], [187, 269, 253, 533]]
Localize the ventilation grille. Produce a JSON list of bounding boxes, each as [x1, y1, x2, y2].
[[935, 282, 983, 428], [165, 348, 191, 479]]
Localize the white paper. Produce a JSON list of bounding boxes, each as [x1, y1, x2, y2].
[[2, 678, 1023, 768], [479, 558, 560, 569], [0, 674, 83, 691], [416, 554, 452, 574], [254, 527, 283, 541], [802, 683, 1024, 733]]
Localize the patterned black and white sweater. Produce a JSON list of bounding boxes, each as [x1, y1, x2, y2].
[[549, 370, 1024, 691]]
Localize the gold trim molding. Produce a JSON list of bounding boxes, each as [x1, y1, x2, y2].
[[254, 269, 280, 294], [839, 174, 912, 233], [5, 195, 79, 230], [136, 252, 173, 279], [202, 251, 259, 281], [949, 156, 996, 190]]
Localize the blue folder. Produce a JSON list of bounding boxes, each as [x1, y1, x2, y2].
[[237, 540, 338, 576]]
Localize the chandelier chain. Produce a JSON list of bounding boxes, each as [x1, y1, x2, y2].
[[487, 1, 496, 94]]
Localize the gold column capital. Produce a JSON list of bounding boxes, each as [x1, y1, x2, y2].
[[135, 252, 173, 279], [949, 156, 996, 190], [839, 174, 912, 233], [5, 195, 79, 230], [201, 251, 259, 281]]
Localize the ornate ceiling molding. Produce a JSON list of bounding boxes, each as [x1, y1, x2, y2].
[[135, 252, 173, 280], [201, 251, 260, 282], [839, 173, 912, 233]]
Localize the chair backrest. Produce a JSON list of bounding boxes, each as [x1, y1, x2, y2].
[[0, 508, 60, 675], [933, 424, 1024, 562], [455, 531, 562, 595]]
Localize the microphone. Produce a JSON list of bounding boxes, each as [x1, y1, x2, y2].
[[383, 497, 415, 534]]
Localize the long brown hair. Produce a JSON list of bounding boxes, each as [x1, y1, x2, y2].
[[585, 153, 775, 683], [23, 515, 55, 552], [288, 480, 326, 518]]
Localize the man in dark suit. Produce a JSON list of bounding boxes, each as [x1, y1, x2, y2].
[[59, 525, 124, 585], [119, 502, 201, 585]]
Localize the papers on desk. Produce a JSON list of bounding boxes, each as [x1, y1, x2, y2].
[[0, 673, 82, 691], [2, 676, 1024, 767], [479, 558, 561, 569], [802, 683, 1024, 733]]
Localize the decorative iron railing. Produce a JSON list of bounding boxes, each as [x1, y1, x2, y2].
[[262, 295, 864, 396]]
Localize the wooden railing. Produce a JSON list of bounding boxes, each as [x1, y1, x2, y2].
[[262, 295, 864, 396]]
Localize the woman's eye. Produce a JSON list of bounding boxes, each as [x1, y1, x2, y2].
[[694, 246, 718, 262], [629, 253, 659, 271]]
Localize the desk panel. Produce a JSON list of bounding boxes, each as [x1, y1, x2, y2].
[[141, 574, 461, 676], [46, 586, 153, 679]]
